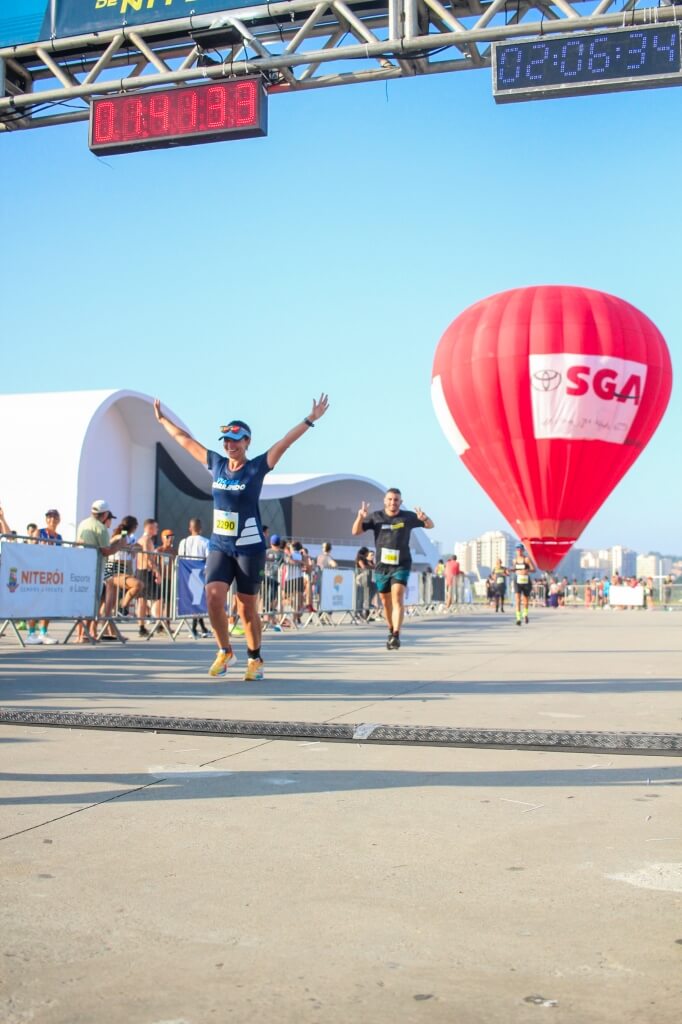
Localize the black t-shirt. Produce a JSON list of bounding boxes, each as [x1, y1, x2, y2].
[[361, 510, 422, 571], [513, 558, 533, 586]]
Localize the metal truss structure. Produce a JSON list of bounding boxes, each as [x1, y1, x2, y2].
[[1, 0, 679, 133]]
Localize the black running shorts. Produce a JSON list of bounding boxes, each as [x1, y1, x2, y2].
[[205, 549, 265, 596]]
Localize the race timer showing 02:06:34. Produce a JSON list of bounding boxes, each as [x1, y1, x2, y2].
[[493, 25, 682, 103]]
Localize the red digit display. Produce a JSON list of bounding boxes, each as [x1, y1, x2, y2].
[[89, 78, 267, 155]]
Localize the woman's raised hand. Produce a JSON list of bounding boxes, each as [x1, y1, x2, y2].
[[308, 393, 330, 423]]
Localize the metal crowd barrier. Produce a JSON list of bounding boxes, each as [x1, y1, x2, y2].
[[3, 532, 679, 649]]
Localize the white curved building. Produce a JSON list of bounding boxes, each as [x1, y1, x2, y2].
[[0, 389, 438, 566]]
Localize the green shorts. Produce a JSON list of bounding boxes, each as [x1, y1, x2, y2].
[[375, 568, 410, 594]]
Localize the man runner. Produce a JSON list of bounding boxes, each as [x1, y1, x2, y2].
[[512, 544, 536, 625], [154, 395, 329, 680], [352, 488, 434, 649]]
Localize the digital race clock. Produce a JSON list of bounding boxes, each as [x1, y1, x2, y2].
[[89, 77, 267, 155], [493, 25, 682, 103]]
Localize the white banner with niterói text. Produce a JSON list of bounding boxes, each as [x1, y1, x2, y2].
[[0, 542, 99, 618]]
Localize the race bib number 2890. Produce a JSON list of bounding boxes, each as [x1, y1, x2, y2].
[[214, 510, 239, 537]]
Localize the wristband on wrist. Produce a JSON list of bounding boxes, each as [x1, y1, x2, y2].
[[304, 417, 314, 428]]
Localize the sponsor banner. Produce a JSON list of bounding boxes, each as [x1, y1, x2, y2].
[[529, 353, 646, 444], [0, 542, 98, 618], [609, 585, 644, 608], [176, 557, 207, 616], [55, 0, 253, 40], [0, 1, 51, 47], [320, 569, 354, 612]]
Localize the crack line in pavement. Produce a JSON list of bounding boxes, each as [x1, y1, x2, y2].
[[199, 738, 273, 767], [0, 778, 165, 843]]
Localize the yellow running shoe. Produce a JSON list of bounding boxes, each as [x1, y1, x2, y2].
[[208, 648, 236, 677], [244, 657, 264, 681]]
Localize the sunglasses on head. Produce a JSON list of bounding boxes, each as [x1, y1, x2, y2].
[[220, 425, 248, 435]]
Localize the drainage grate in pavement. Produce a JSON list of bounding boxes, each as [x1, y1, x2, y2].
[[1, 709, 681, 756]]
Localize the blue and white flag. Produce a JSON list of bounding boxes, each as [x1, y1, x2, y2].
[[176, 558, 207, 616]]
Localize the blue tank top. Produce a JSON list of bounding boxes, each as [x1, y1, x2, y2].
[[206, 450, 271, 555]]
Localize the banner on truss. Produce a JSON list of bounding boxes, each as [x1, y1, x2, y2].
[[0, 1, 51, 47], [0, 1, 256, 48], [55, 0, 253, 40]]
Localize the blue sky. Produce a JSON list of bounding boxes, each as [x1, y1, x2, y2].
[[2, 66, 680, 554]]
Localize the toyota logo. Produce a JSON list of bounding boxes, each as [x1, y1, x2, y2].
[[532, 369, 562, 392]]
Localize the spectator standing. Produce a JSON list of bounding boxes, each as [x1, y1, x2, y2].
[[644, 576, 655, 611], [432, 558, 446, 603], [76, 499, 128, 643], [663, 575, 674, 611], [136, 519, 160, 637], [445, 554, 461, 609], [548, 579, 560, 609], [316, 542, 337, 569], [490, 557, 508, 613], [26, 509, 63, 645], [157, 529, 176, 628], [178, 518, 210, 638], [300, 545, 315, 612], [264, 534, 285, 630], [354, 546, 372, 619], [285, 540, 305, 625]]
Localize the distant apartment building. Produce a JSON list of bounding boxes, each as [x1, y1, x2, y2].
[[554, 547, 583, 579], [577, 552, 610, 577], [454, 530, 514, 577], [454, 540, 477, 575], [636, 553, 673, 578], [611, 545, 637, 577], [452, 534, 677, 581]]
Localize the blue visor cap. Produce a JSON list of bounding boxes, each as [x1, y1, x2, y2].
[[219, 421, 251, 442]]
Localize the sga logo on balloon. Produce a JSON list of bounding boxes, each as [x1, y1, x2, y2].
[[431, 285, 672, 571]]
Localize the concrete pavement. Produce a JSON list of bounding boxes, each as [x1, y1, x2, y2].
[[1, 608, 681, 1023]]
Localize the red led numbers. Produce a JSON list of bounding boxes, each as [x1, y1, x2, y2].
[[89, 78, 267, 154]]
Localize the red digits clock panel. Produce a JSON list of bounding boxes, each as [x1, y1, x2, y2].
[[89, 78, 267, 154]]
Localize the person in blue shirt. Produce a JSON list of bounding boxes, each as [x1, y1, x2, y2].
[[154, 395, 329, 680], [26, 508, 63, 645]]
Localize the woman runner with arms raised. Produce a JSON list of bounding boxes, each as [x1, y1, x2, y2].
[[154, 395, 329, 680]]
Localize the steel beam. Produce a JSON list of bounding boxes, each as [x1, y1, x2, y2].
[[0, 0, 675, 132]]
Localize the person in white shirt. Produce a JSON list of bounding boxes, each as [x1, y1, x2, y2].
[[178, 518, 210, 637]]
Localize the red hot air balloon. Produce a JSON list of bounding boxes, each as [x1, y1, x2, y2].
[[431, 286, 673, 571]]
